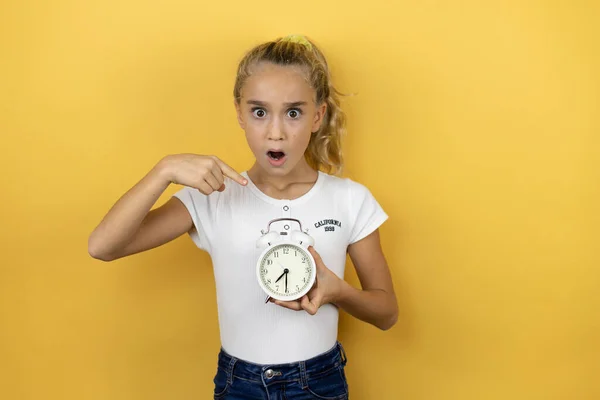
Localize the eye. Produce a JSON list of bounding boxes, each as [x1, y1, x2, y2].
[[287, 108, 302, 119], [252, 108, 266, 118]]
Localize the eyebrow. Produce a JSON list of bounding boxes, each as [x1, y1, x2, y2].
[[246, 100, 308, 107]]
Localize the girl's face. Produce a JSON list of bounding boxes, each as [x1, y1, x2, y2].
[[235, 62, 326, 177]]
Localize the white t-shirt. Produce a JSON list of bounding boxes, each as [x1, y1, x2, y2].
[[173, 170, 388, 364]]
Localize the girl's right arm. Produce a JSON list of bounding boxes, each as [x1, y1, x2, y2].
[[87, 154, 247, 261]]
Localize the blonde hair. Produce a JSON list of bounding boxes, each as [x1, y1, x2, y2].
[[233, 35, 347, 175]]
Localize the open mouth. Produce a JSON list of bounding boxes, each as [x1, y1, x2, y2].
[[267, 151, 286, 161]]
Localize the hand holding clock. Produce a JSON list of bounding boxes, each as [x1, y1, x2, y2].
[[270, 246, 343, 315]]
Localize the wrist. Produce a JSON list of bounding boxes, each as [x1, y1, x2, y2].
[[154, 155, 177, 185], [330, 277, 352, 306]]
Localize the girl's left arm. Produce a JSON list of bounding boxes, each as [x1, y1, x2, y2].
[[334, 229, 398, 330], [271, 228, 398, 330]]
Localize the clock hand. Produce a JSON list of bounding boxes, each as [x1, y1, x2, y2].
[[275, 271, 285, 283], [275, 268, 289, 283], [285, 272, 288, 293]]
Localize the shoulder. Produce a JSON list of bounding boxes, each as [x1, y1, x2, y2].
[[318, 172, 374, 199], [320, 172, 386, 216]]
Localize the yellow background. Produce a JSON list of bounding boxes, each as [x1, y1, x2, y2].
[[1, 1, 598, 399]]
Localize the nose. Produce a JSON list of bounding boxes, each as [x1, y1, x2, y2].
[[267, 118, 285, 141]]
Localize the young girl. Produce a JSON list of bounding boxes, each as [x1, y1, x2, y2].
[[89, 34, 398, 400]]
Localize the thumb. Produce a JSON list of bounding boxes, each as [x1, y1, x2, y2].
[[300, 295, 319, 315], [308, 246, 324, 270], [217, 183, 225, 192]]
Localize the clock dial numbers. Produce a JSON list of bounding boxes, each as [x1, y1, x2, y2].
[[260, 244, 313, 297]]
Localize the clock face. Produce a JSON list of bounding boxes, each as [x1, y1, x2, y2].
[[258, 244, 315, 299]]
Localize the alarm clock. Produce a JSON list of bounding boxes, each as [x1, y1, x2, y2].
[[256, 218, 316, 303]]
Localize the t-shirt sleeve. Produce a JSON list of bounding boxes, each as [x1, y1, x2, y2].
[[348, 181, 389, 245], [172, 186, 213, 252]]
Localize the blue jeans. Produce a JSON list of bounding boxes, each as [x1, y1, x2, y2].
[[213, 342, 349, 399]]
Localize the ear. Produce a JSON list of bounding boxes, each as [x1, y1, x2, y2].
[[234, 99, 246, 129], [311, 102, 327, 133]]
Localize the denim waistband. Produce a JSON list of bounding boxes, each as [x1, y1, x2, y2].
[[217, 342, 347, 387]]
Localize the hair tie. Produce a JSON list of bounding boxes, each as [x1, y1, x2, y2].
[[280, 34, 312, 51]]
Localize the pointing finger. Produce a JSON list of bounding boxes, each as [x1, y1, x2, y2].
[[214, 158, 247, 186], [211, 161, 224, 184]]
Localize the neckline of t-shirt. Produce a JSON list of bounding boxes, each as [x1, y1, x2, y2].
[[241, 170, 325, 206]]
